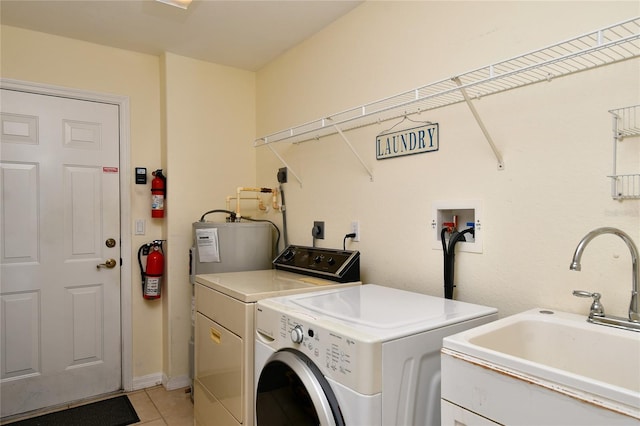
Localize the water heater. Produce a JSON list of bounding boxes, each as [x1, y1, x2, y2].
[[190, 221, 273, 282], [188, 220, 273, 397]]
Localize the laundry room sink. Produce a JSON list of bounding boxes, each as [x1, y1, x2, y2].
[[442, 309, 640, 413]]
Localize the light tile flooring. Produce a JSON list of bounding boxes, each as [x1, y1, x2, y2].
[[1, 385, 194, 426], [128, 386, 194, 426]]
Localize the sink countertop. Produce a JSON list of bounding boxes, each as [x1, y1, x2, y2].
[[442, 308, 640, 419]]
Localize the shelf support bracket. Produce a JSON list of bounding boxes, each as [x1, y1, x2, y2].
[[333, 124, 374, 181], [266, 144, 303, 186], [453, 77, 505, 170]]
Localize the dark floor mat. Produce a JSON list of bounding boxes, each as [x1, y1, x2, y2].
[[8, 395, 139, 426]]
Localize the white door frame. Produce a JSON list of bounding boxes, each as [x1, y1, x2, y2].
[[0, 78, 134, 392]]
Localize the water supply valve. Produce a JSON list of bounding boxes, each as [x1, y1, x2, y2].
[[432, 200, 483, 253]]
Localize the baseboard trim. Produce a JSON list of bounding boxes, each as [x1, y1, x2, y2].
[[131, 373, 163, 391], [132, 372, 190, 392], [162, 374, 191, 391]]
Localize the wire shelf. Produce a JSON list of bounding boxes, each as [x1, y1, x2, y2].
[[609, 174, 640, 199], [255, 17, 640, 147], [609, 105, 640, 200], [610, 105, 640, 139]]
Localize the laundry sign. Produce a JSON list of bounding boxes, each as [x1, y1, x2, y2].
[[376, 122, 439, 160]]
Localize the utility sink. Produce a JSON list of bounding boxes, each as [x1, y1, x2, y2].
[[443, 309, 640, 412]]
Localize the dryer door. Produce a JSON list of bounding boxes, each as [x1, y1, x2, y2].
[[256, 349, 344, 426]]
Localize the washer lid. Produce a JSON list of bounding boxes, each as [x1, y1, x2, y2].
[[289, 284, 497, 332]]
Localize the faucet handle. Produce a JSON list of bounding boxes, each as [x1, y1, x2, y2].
[[573, 290, 605, 317]]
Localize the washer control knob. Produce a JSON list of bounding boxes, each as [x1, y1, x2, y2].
[[291, 325, 304, 344], [282, 249, 295, 261]]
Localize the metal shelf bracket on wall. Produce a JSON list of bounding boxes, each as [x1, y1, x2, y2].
[[266, 144, 303, 186], [452, 77, 505, 170], [333, 124, 374, 181], [254, 17, 640, 176]]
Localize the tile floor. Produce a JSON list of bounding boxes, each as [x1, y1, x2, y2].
[[1, 385, 194, 426], [128, 385, 194, 426]]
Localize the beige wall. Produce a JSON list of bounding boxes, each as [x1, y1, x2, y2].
[[1, 0, 639, 392], [256, 2, 640, 318], [161, 52, 256, 383], [0, 26, 257, 387]]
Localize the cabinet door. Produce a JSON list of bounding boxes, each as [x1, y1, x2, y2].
[[196, 312, 243, 423], [441, 400, 499, 426]]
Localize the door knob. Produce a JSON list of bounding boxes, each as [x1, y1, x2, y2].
[[97, 258, 117, 269]]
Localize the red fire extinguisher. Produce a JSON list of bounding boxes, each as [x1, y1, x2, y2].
[[151, 169, 166, 218], [138, 240, 165, 299]]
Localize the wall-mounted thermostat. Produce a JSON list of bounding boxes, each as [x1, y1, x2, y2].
[[135, 167, 147, 184]]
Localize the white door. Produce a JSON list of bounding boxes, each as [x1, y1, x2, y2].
[[0, 89, 122, 418]]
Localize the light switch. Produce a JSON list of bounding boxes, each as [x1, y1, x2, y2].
[[135, 219, 145, 235]]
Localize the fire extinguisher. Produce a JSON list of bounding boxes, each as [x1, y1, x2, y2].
[[151, 169, 166, 218], [138, 240, 165, 299]]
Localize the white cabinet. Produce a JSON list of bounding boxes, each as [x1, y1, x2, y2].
[[441, 400, 499, 426], [441, 350, 639, 425]]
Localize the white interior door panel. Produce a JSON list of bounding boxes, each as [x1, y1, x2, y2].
[[0, 89, 121, 417]]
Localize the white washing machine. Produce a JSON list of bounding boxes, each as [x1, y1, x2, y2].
[[194, 245, 361, 426], [254, 284, 498, 426]]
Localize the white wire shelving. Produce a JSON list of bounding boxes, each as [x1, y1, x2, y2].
[[254, 17, 640, 184], [609, 105, 640, 200]]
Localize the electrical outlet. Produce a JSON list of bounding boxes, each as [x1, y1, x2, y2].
[[351, 221, 360, 242], [277, 167, 287, 183], [312, 221, 325, 239]]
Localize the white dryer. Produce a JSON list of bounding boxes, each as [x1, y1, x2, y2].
[[254, 284, 498, 426]]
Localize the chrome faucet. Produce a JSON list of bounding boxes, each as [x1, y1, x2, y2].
[[570, 227, 639, 329]]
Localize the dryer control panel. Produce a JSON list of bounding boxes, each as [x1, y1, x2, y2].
[[273, 245, 360, 283], [256, 303, 382, 395]]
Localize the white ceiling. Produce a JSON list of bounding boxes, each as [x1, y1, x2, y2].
[[0, 0, 363, 71]]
